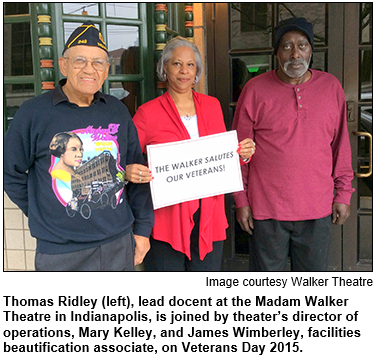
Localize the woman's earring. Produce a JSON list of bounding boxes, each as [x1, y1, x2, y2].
[[163, 72, 167, 81]]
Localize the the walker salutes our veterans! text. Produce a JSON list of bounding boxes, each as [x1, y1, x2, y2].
[[147, 131, 243, 209]]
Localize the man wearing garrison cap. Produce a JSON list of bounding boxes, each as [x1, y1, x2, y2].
[[232, 17, 354, 271], [4, 21, 154, 271]]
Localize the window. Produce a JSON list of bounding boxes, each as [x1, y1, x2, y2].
[[106, 3, 138, 19], [240, 3, 268, 33], [4, 3, 29, 15], [55, 3, 154, 115], [230, 3, 273, 49], [62, 3, 99, 16], [360, 2, 372, 44], [9, 23, 33, 81], [4, 3, 37, 131]]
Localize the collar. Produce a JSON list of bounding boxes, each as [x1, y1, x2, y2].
[[161, 90, 209, 139], [273, 69, 314, 89], [52, 78, 107, 106]]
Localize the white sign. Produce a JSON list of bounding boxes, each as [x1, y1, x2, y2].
[[147, 131, 244, 209]]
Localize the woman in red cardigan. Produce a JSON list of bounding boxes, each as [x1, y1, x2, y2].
[[126, 37, 255, 271]]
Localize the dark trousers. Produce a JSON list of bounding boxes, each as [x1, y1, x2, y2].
[[144, 209, 224, 271], [35, 232, 135, 271], [250, 215, 332, 272]]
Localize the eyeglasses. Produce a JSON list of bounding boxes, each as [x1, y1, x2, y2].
[[64, 56, 109, 71]]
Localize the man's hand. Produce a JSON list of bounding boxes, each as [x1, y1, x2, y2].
[[332, 202, 350, 225], [236, 206, 254, 235], [134, 235, 150, 266]]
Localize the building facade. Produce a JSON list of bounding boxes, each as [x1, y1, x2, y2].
[[3, 3, 373, 271]]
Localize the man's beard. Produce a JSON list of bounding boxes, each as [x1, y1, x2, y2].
[[283, 55, 311, 79]]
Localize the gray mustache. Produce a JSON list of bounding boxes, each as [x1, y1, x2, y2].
[[286, 59, 307, 65]]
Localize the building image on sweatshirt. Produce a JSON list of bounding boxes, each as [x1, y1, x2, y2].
[[49, 124, 126, 220]]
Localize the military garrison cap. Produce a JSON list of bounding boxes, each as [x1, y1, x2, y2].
[[63, 20, 108, 55]]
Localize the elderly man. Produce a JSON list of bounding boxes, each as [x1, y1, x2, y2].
[[4, 21, 154, 271], [233, 17, 354, 271]]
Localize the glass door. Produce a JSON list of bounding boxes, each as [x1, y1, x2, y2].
[[342, 3, 373, 271], [206, 2, 372, 271]]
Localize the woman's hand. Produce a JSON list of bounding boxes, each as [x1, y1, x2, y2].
[[126, 164, 153, 183], [237, 138, 256, 160]]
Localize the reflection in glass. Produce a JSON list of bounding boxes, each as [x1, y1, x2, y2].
[[4, 23, 33, 78], [4, 3, 29, 15], [110, 82, 140, 117], [63, 3, 99, 16], [358, 105, 372, 211], [63, 22, 101, 43], [106, 3, 138, 19], [4, 22, 34, 97], [232, 55, 272, 102], [358, 5, 373, 259], [277, 3, 327, 46], [310, 51, 326, 72], [359, 215, 372, 262], [360, 105, 372, 134], [360, 49, 372, 100], [107, 25, 140, 77], [107, 25, 139, 52], [5, 84, 35, 129], [230, 3, 273, 49], [360, 3, 372, 44]]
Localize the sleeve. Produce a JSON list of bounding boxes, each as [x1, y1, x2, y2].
[[332, 88, 355, 205], [231, 86, 254, 208], [132, 106, 148, 154], [3, 106, 35, 217], [125, 117, 154, 238], [210, 98, 227, 133]]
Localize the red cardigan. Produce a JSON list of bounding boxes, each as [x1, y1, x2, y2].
[[133, 91, 228, 260]]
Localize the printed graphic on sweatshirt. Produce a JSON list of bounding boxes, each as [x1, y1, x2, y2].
[[48, 124, 126, 219]]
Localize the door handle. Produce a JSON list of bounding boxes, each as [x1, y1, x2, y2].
[[347, 101, 355, 122], [353, 131, 372, 178]]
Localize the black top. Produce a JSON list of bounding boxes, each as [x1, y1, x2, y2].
[[4, 80, 154, 254]]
